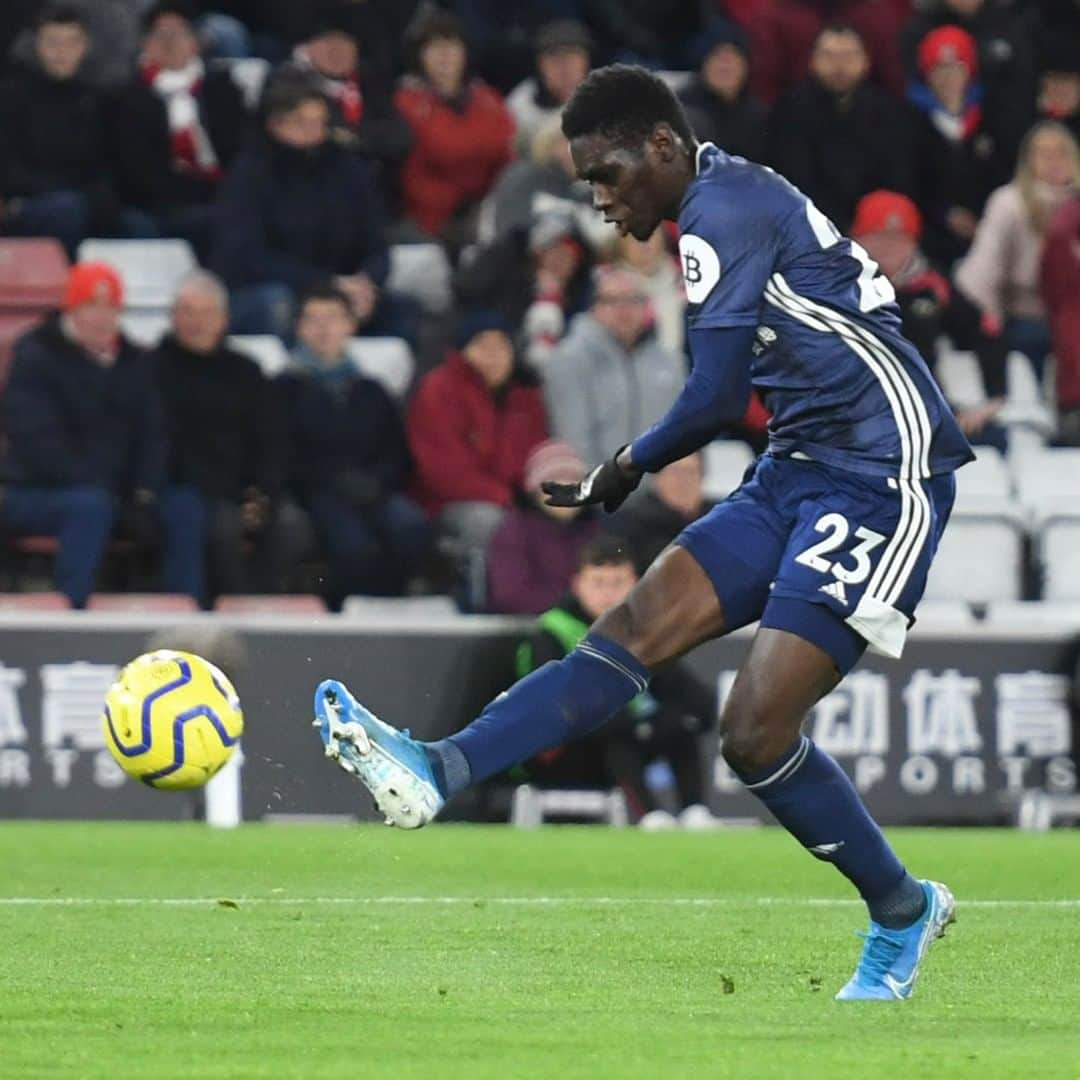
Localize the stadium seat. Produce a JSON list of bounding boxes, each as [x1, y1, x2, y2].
[[0, 238, 69, 310], [1006, 349, 1044, 406], [984, 600, 1080, 633], [510, 784, 629, 827], [701, 440, 754, 500], [214, 594, 328, 615], [215, 56, 269, 108], [0, 591, 71, 611], [341, 595, 460, 619], [1041, 517, 1080, 602], [346, 336, 415, 399], [0, 311, 44, 384], [909, 600, 979, 632], [952, 446, 1015, 516], [1012, 448, 1080, 518], [934, 348, 984, 408], [656, 70, 693, 93], [387, 243, 452, 313], [76, 239, 197, 310], [87, 593, 199, 613], [120, 310, 170, 348], [922, 514, 1024, 603], [227, 334, 290, 377]]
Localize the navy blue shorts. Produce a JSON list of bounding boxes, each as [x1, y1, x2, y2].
[[676, 454, 956, 674]]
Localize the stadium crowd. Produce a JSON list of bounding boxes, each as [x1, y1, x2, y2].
[[0, 0, 1077, 631]]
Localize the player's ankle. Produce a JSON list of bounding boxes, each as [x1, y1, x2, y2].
[[868, 873, 927, 929], [423, 738, 470, 799]]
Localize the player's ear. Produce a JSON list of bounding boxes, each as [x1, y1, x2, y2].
[[649, 123, 678, 162]]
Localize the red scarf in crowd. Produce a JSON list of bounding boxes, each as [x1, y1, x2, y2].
[[141, 58, 221, 181]]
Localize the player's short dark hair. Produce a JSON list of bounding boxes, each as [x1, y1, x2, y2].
[[261, 67, 328, 122], [36, 3, 88, 31], [577, 534, 635, 572], [561, 64, 694, 149], [297, 282, 354, 318]]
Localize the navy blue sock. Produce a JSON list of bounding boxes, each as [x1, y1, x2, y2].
[[436, 633, 649, 789], [734, 737, 925, 927]]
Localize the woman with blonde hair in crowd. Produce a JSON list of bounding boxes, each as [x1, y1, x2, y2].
[[954, 120, 1080, 381]]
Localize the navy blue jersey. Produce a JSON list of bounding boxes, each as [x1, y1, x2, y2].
[[673, 142, 973, 480]]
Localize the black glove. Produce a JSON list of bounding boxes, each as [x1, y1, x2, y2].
[[542, 448, 642, 513]]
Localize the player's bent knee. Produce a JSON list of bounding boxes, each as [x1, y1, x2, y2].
[[719, 687, 801, 775]]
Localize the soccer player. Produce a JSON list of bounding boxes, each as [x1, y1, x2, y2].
[[313, 65, 971, 1001]]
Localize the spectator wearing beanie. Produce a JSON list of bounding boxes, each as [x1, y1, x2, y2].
[[1040, 193, 1080, 445], [104, 1, 249, 260], [210, 70, 404, 342], [852, 190, 1008, 450], [908, 23, 1007, 267], [394, 8, 514, 248], [407, 309, 548, 608], [486, 439, 600, 615], [284, 8, 412, 205], [0, 4, 124, 256], [678, 19, 768, 163], [1, 263, 203, 606], [901, 0, 1036, 163], [507, 20, 591, 158], [767, 24, 914, 234], [954, 121, 1080, 382]]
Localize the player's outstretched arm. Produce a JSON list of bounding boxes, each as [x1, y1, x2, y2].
[[629, 323, 756, 473]]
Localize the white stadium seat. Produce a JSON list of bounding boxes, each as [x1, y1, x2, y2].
[[227, 334, 290, 377], [909, 601, 979, 632], [387, 243, 452, 313], [1042, 517, 1080, 602], [342, 595, 460, 619], [922, 514, 1024, 603], [76, 238, 197, 310], [120, 310, 170, 348], [219, 57, 269, 108], [934, 347, 984, 408], [1012, 447, 1080, 518], [701, 440, 754, 500], [952, 446, 1016, 516], [984, 601, 1080, 633], [346, 336, 415, 399]]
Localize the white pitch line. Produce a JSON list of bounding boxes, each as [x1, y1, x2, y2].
[[0, 896, 1077, 908]]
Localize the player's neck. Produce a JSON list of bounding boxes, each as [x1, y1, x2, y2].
[[664, 142, 698, 220]]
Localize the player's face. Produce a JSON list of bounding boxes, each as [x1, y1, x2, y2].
[[571, 134, 667, 242]]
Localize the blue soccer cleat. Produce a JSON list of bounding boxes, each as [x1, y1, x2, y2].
[[313, 679, 444, 829], [835, 880, 956, 1001]]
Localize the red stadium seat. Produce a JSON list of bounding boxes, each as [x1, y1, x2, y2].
[[87, 593, 199, 613], [10, 535, 59, 556], [214, 594, 329, 615], [0, 591, 71, 611], [0, 238, 69, 310], [0, 311, 44, 388]]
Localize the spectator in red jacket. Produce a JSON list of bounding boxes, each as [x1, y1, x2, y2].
[[407, 309, 548, 608], [1041, 194, 1080, 445], [394, 8, 514, 249], [746, 0, 906, 106], [486, 439, 600, 615]]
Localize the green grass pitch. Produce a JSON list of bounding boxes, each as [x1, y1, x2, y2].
[[2, 824, 1078, 1079]]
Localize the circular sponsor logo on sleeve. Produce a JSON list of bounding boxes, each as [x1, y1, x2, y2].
[[678, 234, 721, 304]]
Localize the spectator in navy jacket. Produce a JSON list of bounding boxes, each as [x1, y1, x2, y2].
[[280, 284, 430, 606], [0, 263, 201, 606], [104, 1, 250, 260], [209, 69, 398, 341], [0, 4, 118, 255]]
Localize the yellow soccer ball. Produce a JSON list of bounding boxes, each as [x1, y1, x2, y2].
[[102, 650, 244, 790]]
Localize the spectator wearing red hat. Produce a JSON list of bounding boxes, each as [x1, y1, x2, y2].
[[0, 262, 203, 606], [902, 0, 1036, 162], [852, 189, 1008, 448], [394, 8, 514, 248], [486, 439, 600, 615], [954, 121, 1080, 385], [1040, 193, 1080, 445], [767, 24, 915, 234], [906, 23, 1010, 268]]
